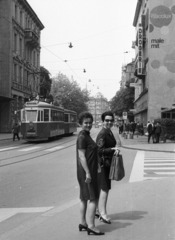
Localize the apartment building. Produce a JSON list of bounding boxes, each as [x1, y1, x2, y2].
[[87, 94, 110, 125], [133, 0, 175, 124], [0, 0, 44, 132]]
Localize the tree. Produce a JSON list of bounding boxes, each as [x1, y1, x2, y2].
[[110, 87, 134, 117], [39, 66, 52, 100], [51, 73, 89, 115]]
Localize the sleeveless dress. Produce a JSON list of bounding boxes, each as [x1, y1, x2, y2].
[[76, 130, 99, 201]]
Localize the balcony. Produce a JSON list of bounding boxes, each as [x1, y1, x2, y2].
[[24, 28, 39, 48], [12, 81, 31, 95]]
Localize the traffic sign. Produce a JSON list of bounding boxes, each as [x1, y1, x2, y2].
[[123, 112, 127, 119]]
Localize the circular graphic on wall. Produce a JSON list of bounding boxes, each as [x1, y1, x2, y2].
[[151, 60, 160, 69], [150, 5, 172, 28], [163, 50, 175, 73], [167, 79, 175, 88], [171, 5, 175, 14]]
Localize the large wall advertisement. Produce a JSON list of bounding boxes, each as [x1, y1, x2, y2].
[[149, 0, 175, 110]]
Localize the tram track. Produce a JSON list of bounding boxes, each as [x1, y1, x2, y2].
[[0, 131, 97, 168]]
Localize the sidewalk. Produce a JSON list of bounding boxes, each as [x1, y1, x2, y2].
[[117, 131, 175, 153], [0, 133, 22, 142]]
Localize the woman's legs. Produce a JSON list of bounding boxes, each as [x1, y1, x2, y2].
[[88, 199, 102, 232], [99, 189, 109, 216], [80, 200, 87, 226]]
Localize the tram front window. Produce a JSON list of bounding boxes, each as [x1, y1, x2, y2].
[[26, 110, 37, 122]]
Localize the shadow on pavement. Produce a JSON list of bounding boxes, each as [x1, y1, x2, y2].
[[110, 210, 147, 220]]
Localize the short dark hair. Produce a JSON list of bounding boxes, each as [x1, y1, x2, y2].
[[78, 111, 93, 125], [101, 111, 114, 122]]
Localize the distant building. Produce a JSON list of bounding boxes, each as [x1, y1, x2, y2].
[[87, 94, 110, 124], [121, 60, 135, 89], [0, 0, 44, 132], [132, 0, 175, 124]]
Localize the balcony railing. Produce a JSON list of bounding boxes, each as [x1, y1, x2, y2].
[[24, 28, 39, 48]]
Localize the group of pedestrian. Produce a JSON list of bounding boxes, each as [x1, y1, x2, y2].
[[76, 111, 120, 235], [147, 120, 162, 143]]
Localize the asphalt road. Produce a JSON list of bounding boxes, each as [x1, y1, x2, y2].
[[0, 127, 175, 239]]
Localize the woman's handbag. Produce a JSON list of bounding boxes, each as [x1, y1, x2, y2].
[[109, 153, 125, 181]]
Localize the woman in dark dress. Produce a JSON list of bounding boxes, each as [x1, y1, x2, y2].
[[76, 111, 104, 235], [96, 111, 120, 224]]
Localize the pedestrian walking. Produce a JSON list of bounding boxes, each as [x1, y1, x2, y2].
[[155, 122, 162, 143], [147, 121, 153, 143], [12, 122, 20, 141], [119, 123, 123, 134], [96, 111, 120, 224], [76, 111, 104, 235], [131, 121, 136, 135]]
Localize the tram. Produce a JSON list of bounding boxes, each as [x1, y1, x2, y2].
[[20, 100, 77, 141]]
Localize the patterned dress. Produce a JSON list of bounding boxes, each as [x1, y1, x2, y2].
[[76, 130, 99, 201], [96, 127, 116, 191]]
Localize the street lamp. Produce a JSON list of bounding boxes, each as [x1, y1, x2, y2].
[[69, 42, 73, 48]]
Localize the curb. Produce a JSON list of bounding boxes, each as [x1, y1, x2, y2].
[[118, 134, 175, 153], [120, 144, 175, 153]]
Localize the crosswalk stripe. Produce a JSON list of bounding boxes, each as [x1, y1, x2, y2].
[[145, 159, 175, 162], [0, 147, 19, 152], [19, 146, 41, 152], [144, 167, 175, 170], [129, 151, 144, 182], [0, 207, 53, 223], [145, 163, 175, 165], [45, 146, 64, 151]]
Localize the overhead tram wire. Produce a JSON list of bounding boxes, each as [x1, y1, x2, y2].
[[41, 45, 81, 80]]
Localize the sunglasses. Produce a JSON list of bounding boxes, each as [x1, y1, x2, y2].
[[104, 119, 114, 122]]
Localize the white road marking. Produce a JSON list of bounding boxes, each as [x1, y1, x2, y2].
[[145, 163, 175, 166], [144, 152, 175, 180], [154, 172, 175, 175], [129, 151, 145, 182], [0, 147, 19, 152], [145, 159, 175, 161], [19, 146, 41, 152], [144, 167, 175, 170], [45, 146, 64, 151], [0, 207, 53, 223]]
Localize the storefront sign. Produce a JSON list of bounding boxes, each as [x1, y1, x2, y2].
[[137, 25, 143, 75]]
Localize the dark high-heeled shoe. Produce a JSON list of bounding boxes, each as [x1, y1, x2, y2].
[[87, 228, 105, 235], [99, 215, 111, 224], [78, 224, 88, 231]]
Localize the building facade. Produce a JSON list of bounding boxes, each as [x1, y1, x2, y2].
[[0, 0, 44, 132], [87, 94, 110, 124], [132, 0, 175, 125], [121, 61, 135, 89]]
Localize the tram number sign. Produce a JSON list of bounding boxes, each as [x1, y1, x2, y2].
[[123, 112, 127, 120]]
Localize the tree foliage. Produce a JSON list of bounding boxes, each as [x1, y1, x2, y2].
[[110, 87, 134, 116], [51, 73, 89, 115], [39, 66, 52, 99]]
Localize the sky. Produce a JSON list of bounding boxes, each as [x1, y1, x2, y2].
[[27, 0, 138, 100]]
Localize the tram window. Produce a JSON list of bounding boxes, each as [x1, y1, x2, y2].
[[162, 113, 166, 119], [26, 110, 37, 122], [44, 109, 49, 121], [21, 110, 26, 122], [37, 111, 40, 121], [41, 111, 44, 121], [166, 113, 170, 118], [71, 115, 76, 122], [65, 114, 69, 122]]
